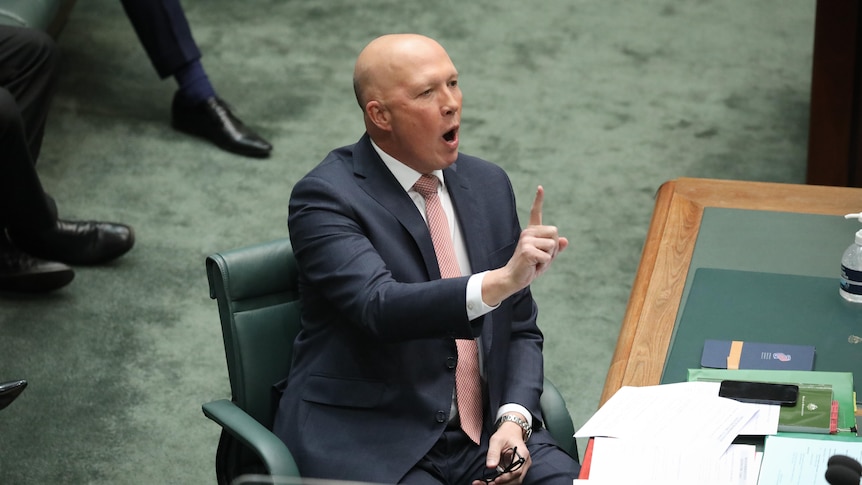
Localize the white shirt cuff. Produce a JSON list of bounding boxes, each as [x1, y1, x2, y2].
[[466, 271, 499, 321], [496, 403, 533, 428]]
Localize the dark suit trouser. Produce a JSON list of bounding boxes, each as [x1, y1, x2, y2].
[[400, 428, 579, 485], [0, 26, 59, 233], [119, 0, 202, 79]]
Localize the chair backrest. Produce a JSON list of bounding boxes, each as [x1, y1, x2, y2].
[[206, 238, 300, 430], [540, 378, 578, 459]]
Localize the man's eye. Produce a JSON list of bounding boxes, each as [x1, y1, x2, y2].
[[449, 80, 458, 87]]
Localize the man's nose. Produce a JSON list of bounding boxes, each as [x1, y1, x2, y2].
[[441, 90, 460, 116]]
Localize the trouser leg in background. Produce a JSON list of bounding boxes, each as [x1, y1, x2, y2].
[[0, 26, 60, 233], [0, 88, 57, 233], [0, 25, 59, 163], [118, 0, 201, 78]]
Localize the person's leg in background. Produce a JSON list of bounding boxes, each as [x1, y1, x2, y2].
[[0, 85, 74, 292], [119, 0, 273, 158], [0, 26, 134, 292]]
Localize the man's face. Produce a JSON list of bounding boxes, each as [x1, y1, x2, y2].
[[378, 43, 462, 173]]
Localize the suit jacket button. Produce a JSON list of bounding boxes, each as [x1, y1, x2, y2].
[[446, 356, 456, 369], [436, 411, 447, 423]]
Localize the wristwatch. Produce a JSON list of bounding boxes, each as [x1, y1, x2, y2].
[[497, 414, 532, 442]]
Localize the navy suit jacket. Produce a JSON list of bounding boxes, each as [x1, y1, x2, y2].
[[273, 134, 551, 483]]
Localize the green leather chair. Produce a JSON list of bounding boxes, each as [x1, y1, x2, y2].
[[203, 238, 577, 484]]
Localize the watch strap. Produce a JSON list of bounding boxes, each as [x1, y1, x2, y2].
[[497, 414, 532, 441]]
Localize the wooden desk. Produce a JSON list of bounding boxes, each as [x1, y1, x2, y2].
[[600, 177, 862, 405]]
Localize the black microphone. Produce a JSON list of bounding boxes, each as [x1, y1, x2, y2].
[[830, 455, 862, 475], [825, 455, 862, 485]]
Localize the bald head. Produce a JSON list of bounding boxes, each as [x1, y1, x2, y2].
[[350, 34, 462, 173], [353, 34, 453, 110]]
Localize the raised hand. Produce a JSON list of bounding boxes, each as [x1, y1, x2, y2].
[[482, 186, 569, 307]]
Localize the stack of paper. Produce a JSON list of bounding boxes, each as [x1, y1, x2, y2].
[[574, 381, 767, 484]]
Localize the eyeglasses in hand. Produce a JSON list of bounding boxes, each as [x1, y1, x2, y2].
[[479, 446, 525, 483]]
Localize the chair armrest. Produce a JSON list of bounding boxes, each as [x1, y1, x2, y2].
[[540, 378, 578, 461], [202, 399, 300, 477]]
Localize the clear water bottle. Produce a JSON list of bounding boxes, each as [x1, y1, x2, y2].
[[840, 228, 862, 303]]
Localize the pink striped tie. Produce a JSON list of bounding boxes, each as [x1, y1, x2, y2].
[[413, 174, 483, 445]]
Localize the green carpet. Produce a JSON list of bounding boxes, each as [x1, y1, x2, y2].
[[0, 0, 814, 482]]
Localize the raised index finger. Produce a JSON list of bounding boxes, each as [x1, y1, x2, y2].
[[529, 185, 544, 226]]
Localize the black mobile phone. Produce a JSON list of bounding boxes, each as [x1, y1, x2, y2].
[[718, 380, 799, 406]]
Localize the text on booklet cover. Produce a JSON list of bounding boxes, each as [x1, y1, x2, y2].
[[701, 339, 815, 371]]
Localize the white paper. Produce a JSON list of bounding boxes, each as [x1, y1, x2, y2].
[[757, 435, 862, 485], [586, 437, 759, 484], [734, 401, 780, 435], [575, 382, 758, 457]]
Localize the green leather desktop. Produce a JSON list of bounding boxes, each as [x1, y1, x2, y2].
[[662, 210, 862, 396], [602, 178, 862, 413]]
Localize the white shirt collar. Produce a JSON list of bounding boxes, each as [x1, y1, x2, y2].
[[370, 138, 445, 193]]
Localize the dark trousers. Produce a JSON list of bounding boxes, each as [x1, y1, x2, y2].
[[400, 428, 579, 485], [119, 0, 201, 79], [0, 26, 59, 233]]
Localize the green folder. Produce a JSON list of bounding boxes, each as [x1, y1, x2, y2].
[[687, 368, 855, 431]]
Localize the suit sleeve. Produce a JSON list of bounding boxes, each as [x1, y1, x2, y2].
[[288, 172, 479, 342], [501, 287, 545, 424]]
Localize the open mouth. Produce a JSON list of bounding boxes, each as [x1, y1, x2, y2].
[[443, 128, 458, 142]]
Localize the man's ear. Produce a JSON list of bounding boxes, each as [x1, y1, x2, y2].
[[366, 100, 391, 131]]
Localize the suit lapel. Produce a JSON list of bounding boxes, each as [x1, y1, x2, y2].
[[352, 135, 441, 279], [443, 163, 491, 274]]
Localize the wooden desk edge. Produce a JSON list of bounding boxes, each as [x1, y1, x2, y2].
[[599, 178, 862, 406]]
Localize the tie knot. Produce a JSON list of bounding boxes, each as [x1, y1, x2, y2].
[[413, 174, 439, 199]]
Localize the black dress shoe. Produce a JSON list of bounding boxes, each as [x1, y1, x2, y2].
[[0, 380, 27, 410], [8, 220, 135, 266], [0, 246, 74, 293], [171, 94, 272, 158]]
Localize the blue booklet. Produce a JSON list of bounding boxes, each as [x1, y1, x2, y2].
[[701, 339, 815, 371]]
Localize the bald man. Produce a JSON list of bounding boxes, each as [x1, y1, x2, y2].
[[272, 34, 579, 484]]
